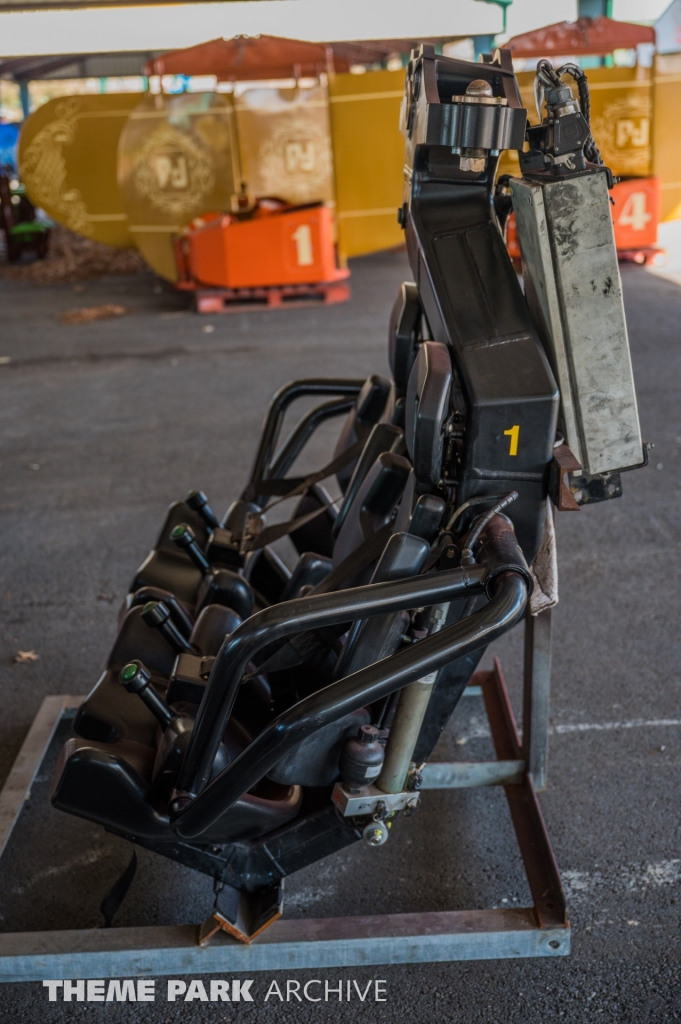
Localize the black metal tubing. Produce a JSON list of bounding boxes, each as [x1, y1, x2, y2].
[[173, 572, 527, 838], [176, 562, 488, 795], [267, 397, 356, 482], [246, 379, 365, 490]]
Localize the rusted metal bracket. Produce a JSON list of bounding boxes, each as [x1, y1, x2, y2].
[[199, 883, 283, 946], [549, 443, 582, 511]]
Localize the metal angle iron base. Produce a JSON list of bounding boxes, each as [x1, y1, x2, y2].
[[0, 657, 569, 983]]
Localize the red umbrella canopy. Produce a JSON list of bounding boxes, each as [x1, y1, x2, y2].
[[506, 16, 655, 58], [145, 35, 351, 80]]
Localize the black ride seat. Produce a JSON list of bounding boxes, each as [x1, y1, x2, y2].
[[52, 275, 503, 860], [54, 339, 433, 846], [47, 37, 570, 937]]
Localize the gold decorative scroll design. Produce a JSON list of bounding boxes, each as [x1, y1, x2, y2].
[[118, 92, 238, 281], [18, 93, 140, 248], [20, 98, 93, 237], [236, 85, 334, 206], [131, 122, 216, 219], [590, 93, 652, 177]]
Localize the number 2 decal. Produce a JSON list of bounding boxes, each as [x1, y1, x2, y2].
[[503, 425, 519, 456]]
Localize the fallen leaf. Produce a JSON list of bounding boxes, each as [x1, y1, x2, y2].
[[14, 650, 39, 663], [59, 304, 127, 325]]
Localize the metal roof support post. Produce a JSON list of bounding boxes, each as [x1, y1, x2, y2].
[[18, 81, 29, 121]]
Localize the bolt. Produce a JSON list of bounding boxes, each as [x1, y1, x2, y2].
[[466, 79, 493, 98], [362, 821, 389, 847]]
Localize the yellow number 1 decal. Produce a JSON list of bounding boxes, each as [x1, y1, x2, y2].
[[504, 425, 520, 456]]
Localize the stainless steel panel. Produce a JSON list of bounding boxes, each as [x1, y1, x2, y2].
[[511, 172, 642, 475]]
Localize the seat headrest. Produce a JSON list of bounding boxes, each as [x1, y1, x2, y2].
[[389, 282, 421, 397], [355, 374, 391, 425], [331, 375, 392, 493], [332, 450, 410, 567], [405, 341, 452, 487]]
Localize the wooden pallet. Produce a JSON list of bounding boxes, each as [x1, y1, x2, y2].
[[617, 246, 667, 267], [192, 280, 351, 314]]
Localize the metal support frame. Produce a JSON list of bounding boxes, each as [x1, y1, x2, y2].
[[523, 609, 552, 791], [0, 643, 567, 983], [0, 695, 81, 861]]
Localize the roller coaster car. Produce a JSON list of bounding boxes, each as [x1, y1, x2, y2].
[[51, 47, 644, 940]]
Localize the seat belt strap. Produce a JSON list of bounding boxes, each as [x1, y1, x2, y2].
[[242, 439, 364, 505]]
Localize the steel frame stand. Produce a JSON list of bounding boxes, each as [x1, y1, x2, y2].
[[0, 612, 568, 982]]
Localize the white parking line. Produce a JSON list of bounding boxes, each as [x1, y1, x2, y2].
[[550, 718, 681, 735], [455, 716, 681, 742], [563, 860, 681, 900]]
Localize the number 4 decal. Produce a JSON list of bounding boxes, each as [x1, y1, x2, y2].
[[618, 192, 652, 233], [504, 425, 519, 456]]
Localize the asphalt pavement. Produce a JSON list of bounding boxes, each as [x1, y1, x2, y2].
[[0, 249, 679, 1022]]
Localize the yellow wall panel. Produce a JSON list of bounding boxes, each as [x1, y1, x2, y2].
[[653, 54, 681, 222], [329, 69, 405, 259]]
